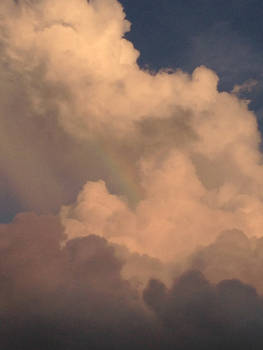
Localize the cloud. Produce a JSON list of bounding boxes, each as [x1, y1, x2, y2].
[[232, 79, 258, 95], [0, 0, 215, 217], [1, 1, 263, 347], [62, 121, 263, 262], [0, 0, 220, 138], [0, 212, 157, 349], [0, 0, 262, 268], [187, 229, 263, 293], [143, 270, 263, 350], [4, 0, 258, 262], [3, 1, 263, 259], [1, 213, 263, 349]]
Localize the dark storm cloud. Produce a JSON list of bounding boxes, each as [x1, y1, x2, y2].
[[1, 213, 263, 349], [144, 270, 263, 350], [0, 213, 156, 349]]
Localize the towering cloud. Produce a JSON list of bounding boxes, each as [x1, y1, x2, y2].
[[1, 0, 263, 348], [2, 1, 263, 254]]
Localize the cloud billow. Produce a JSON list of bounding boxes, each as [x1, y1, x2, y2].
[[0, 213, 262, 349], [0, 214, 263, 349], [144, 270, 263, 350], [1, 0, 263, 348]]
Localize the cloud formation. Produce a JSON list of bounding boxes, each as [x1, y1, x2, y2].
[[0, 213, 263, 349], [1, 0, 263, 264], [1, 0, 263, 347], [144, 270, 263, 350], [0, 213, 156, 349], [187, 229, 263, 293]]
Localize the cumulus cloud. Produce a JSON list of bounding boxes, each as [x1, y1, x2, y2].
[[2, 0, 263, 347], [62, 120, 263, 262], [0, 0, 221, 138], [3, 0, 263, 262], [2, 0, 257, 262]]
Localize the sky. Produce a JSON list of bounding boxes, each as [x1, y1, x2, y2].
[[1, 0, 263, 349], [121, 0, 263, 130]]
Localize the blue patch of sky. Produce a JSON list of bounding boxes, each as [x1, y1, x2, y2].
[[120, 0, 263, 135]]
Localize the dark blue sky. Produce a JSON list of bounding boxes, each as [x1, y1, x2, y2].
[[120, 0, 263, 125]]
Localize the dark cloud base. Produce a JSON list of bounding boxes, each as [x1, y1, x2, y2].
[[1, 213, 263, 350]]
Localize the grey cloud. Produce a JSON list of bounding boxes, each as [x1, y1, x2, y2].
[[1, 213, 263, 349], [189, 229, 263, 293], [144, 270, 263, 350], [0, 213, 156, 349]]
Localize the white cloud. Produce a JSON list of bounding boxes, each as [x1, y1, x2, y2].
[[1, 0, 263, 265]]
